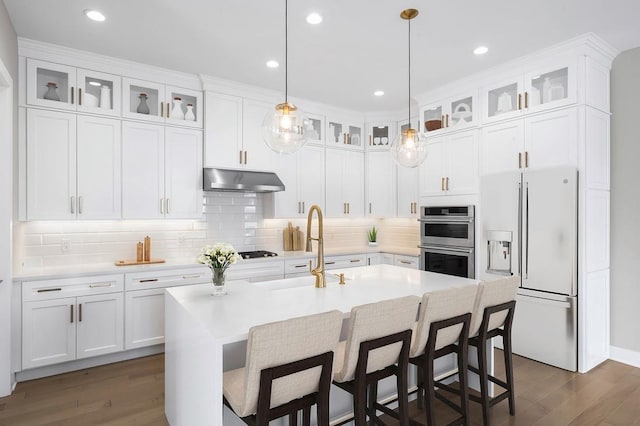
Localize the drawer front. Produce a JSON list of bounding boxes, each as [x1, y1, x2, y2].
[[394, 255, 419, 269], [125, 267, 210, 291], [23, 274, 124, 302], [324, 254, 366, 270], [226, 261, 285, 282], [284, 258, 314, 275]]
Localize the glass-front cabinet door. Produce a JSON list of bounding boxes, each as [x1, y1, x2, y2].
[[482, 74, 525, 124], [304, 112, 324, 146], [448, 95, 474, 129], [368, 123, 392, 150], [326, 118, 364, 150], [76, 69, 121, 117], [524, 60, 576, 113], [347, 123, 364, 150], [27, 59, 77, 111], [326, 119, 345, 147], [165, 86, 203, 128], [422, 103, 444, 134], [122, 78, 166, 123]]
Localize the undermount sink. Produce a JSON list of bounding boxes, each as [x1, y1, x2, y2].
[[253, 273, 347, 290]]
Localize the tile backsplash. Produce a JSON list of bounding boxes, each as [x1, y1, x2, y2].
[[15, 193, 419, 270]]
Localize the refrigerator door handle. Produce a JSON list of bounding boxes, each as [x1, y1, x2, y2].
[[525, 182, 529, 279], [517, 181, 522, 276]]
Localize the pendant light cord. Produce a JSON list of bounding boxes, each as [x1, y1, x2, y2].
[[285, 0, 288, 104], [408, 16, 411, 126]]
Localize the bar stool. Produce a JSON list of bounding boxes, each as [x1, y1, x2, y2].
[[223, 310, 343, 426], [408, 285, 478, 426], [332, 296, 420, 426], [466, 276, 519, 425]]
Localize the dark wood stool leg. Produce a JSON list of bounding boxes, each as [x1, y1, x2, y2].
[[457, 351, 470, 426], [397, 356, 410, 426], [477, 339, 491, 426], [367, 382, 378, 425], [416, 360, 425, 410], [302, 406, 311, 426], [289, 411, 298, 426], [354, 377, 368, 425], [503, 333, 516, 416], [424, 354, 437, 426]]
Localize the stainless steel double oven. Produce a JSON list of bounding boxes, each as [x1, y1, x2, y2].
[[418, 205, 475, 279]]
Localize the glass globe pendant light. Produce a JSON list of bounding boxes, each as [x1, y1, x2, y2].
[[391, 9, 427, 168], [262, 0, 308, 154]]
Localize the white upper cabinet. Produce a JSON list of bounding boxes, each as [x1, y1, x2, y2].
[[304, 112, 325, 146], [420, 130, 478, 197], [420, 92, 476, 135], [397, 165, 419, 217], [481, 107, 578, 175], [122, 121, 202, 219], [366, 151, 395, 217], [123, 77, 202, 128], [367, 122, 394, 151], [325, 149, 364, 217], [27, 58, 121, 117], [242, 99, 277, 171], [26, 109, 121, 220], [273, 144, 324, 217], [482, 59, 577, 124], [326, 117, 364, 150]]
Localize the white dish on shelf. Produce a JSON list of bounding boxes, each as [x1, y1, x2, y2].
[[83, 93, 99, 108]]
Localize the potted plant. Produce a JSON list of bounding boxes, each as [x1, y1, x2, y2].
[[367, 226, 378, 247], [197, 243, 239, 296]]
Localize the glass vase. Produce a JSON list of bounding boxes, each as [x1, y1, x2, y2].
[[137, 93, 150, 114], [43, 82, 60, 101], [211, 268, 227, 296]]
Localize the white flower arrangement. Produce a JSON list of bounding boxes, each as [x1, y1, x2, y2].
[[197, 243, 240, 271]]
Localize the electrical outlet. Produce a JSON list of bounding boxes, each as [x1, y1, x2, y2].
[[61, 238, 71, 253]]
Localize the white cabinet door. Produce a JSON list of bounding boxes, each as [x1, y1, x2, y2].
[[325, 149, 345, 217], [122, 121, 165, 219], [420, 139, 446, 196], [366, 151, 395, 217], [298, 145, 325, 214], [76, 68, 121, 117], [22, 297, 76, 369], [76, 116, 121, 219], [446, 131, 478, 195], [480, 120, 524, 175], [26, 109, 76, 220], [273, 149, 300, 217], [367, 254, 381, 266], [125, 289, 165, 349], [76, 293, 124, 359], [482, 73, 525, 124], [165, 127, 203, 219], [242, 99, 275, 171], [397, 165, 419, 217], [524, 108, 578, 170], [204, 92, 243, 168], [343, 151, 364, 216]]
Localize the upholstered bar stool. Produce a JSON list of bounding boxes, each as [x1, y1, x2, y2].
[[408, 285, 478, 426], [223, 310, 343, 426], [466, 276, 519, 425], [332, 296, 420, 426]]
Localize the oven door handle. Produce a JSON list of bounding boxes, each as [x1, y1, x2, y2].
[[418, 245, 474, 254], [419, 217, 474, 223]]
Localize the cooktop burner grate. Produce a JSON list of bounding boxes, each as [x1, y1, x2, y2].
[[238, 250, 279, 259]]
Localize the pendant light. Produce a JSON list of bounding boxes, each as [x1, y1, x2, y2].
[[262, 0, 308, 154], [391, 9, 427, 168]]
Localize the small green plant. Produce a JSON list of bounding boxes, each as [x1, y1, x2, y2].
[[367, 226, 378, 243]]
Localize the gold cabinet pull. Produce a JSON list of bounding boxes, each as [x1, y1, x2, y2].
[[517, 93, 522, 110], [37, 287, 62, 293], [441, 177, 445, 191], [167, 102, 171, 118], [369, 203, 372, 214], [89, 283, 112, 288], [160, 101, 164, 117], [239, 150, 243, 165], [160, 198, 164, 214], [446, 177, 450, 191], [343, 203, 346, 214], [166, 198, 170, 214], [182, 274, 201, 279], [70, 305, 74, 323], [302, 201, 305, 213], [140, 278, 159, 283], [70, 86, 75, 105], [400, 260, 411, 265], [79, 88, 82, 106], [244, 151, 248, 164], [518, 152, 522, 169], [298, 201, 301, 214], [79, 303, 82, 322], [525, 151, 529, 168], [78, 196, 83, 214], [347, 203, 350, 214], [369, 135, 372, 146], [70, 196, 75, 214], [525, 91, 529, 109], [446, 114, 450, 127]]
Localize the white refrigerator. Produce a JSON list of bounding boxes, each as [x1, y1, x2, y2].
[[480, 166, 578, 371]]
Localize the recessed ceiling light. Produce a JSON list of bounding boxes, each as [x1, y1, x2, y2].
[[84, 9, 106, 22], [473, 46, 489, 55], [306, 13, 323, 25], [266, 60, 279, 68], [374, 90, 385, 97]]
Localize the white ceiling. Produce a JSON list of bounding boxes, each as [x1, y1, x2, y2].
[[4, 0, 640, 112]]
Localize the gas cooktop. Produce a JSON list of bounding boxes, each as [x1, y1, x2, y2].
[[238, 250, 278, 259]]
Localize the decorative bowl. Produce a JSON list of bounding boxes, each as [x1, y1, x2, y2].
[[425, 120, 442, 131]]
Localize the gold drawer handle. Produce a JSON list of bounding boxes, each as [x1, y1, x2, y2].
[[140, 278, 159, 283], [37, 288, 62, 293], [182, 274, 201, 279], [89, 283, 112, 288]]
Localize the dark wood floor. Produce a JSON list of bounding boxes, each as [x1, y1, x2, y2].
[[1, 351, 640, 425]]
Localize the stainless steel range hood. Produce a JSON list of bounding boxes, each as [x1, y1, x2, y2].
[[203, 168, 285, 193]]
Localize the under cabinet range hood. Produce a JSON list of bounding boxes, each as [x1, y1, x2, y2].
[[203, 168, 285, 193]]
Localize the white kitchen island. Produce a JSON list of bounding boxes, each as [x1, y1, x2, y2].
[[165, 264, 482, 426]]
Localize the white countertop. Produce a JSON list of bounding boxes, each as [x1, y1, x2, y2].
[[13, 247, 420, 281], [166, 264, 479, 345]]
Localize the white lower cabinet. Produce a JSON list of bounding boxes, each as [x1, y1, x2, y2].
[[21, 274, 124, 370], [324, 254, 367, 270], [125, 289, 165, 349]]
